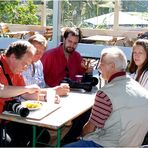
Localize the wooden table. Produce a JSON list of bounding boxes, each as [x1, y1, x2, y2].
[[0, 87, 98, 147], [83, 35, 125, 45], [5, 31, 31, 39]]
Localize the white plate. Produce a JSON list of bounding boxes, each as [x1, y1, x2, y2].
[[21, 100, 43, 111]]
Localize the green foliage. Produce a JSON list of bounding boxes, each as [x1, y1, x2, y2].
[[0, 0, 40, 25], [61, 0, 112, 28]]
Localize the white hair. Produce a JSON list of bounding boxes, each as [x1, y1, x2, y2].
[[101, 47, 127, 71]]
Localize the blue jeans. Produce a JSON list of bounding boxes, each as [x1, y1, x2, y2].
[[63, 140, 103, 147]]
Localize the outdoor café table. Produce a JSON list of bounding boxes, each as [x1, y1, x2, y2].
[[83, 35, 125, 45], [0, 86, 98, 147], [5, 31, 30, 39]]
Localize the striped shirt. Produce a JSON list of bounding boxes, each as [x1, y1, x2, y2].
[[89, 90, 112, 128]]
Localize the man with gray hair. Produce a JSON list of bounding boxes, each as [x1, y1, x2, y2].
[[64, 47, 148, 147]]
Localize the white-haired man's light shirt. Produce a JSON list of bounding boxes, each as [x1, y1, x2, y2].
[[22, 60, 46, 88]]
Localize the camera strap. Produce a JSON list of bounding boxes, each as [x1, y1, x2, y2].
[[0, 61, 13, 86], [0, 60, 13, 146]]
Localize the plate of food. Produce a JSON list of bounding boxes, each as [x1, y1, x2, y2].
[[21, 100, 43, 111]]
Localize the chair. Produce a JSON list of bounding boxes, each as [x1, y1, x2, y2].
[[0, 23, 10, 34], [43, 27, 52, 40]]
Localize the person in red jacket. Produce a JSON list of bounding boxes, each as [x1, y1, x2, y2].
[[41, 27, 92, 145], [41, 27, 92, 87]]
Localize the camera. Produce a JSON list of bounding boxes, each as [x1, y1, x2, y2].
[[61, 74, 98, 92], [81, 73, 98, 86], [3, 99, 29, 117]]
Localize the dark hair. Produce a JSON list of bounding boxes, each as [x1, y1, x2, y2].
[[128, 39, 148, 81], [6, 40, 35, 59], [63, 27, 82, 42]]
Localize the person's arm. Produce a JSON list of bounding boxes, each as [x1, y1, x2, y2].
[[81, 58, 93, 73], [53, 84, 70, 96], [82, 90, 112, 136], [0, 83, 40, 98], [82, 120, 96, 136], [138, 70, 148, 90]]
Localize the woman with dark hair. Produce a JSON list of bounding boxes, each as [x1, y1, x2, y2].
[[128, 39, 148, 90]]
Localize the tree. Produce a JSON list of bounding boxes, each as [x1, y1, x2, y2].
[[61, 0, 114, 28], [0, 0, 40, 25]]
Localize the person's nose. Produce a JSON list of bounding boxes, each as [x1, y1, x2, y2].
[[98, 62, 101, 69], [70, 42, 76, 48]]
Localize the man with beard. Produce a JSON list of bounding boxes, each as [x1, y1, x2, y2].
[[41, 27, 92, 145], [41, 27, 91, 87]]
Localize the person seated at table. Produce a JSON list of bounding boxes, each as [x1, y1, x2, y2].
[[0, 40, 50, 147], [63, 47, 148, 147], [128, 39, 148, 90], [127, 39, 148, 145], [41, 27, 92, 87], [22, 33, 69, 99], [41, 27, 92, 145]]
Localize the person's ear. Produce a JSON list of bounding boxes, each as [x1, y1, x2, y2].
[[110, 62, 115, 70], [9, 53, 16, 61]]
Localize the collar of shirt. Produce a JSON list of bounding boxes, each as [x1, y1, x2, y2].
[[108, 71, 126, 83]]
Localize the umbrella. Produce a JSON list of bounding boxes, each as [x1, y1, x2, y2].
[[84, 11, 148, 26]]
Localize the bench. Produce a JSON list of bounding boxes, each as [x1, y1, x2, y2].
[[76, 43, 132, 69], [76, 43, 132, 60]]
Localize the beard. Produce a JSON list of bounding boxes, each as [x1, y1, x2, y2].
[[65, 47, 75, 54]]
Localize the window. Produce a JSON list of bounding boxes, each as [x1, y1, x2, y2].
[[61, 0, 148, 29]]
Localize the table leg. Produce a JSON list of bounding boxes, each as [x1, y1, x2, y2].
[[32, 126, 36, 147], [57, 128, 61, 147]]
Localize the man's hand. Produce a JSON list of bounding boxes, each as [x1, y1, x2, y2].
[[25, 84, 40, 94], [81, 59, 93, 73], [54, 84, 70, 96], [82, 121, 96, 137]]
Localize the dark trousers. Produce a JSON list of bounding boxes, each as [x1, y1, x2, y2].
[[142, 132, 148, 145], [0, 121, 50, 147], [61, 108, 91, 145]]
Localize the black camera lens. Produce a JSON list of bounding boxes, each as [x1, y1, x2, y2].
[[4, 100, 30, 117], [12, 103, 29, 117]]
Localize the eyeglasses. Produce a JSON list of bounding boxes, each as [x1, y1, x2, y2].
[[65, 66, 69, 78]]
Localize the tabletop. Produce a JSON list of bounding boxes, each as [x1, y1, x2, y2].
[[83, 35, 125, 45], [0, 87, 98, 129], [0, 84, 98, 147]]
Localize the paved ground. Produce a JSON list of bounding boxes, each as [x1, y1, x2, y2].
[[48, 124, 72, 146]]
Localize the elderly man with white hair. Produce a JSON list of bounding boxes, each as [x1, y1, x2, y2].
[[63, 47, 148, 148]]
